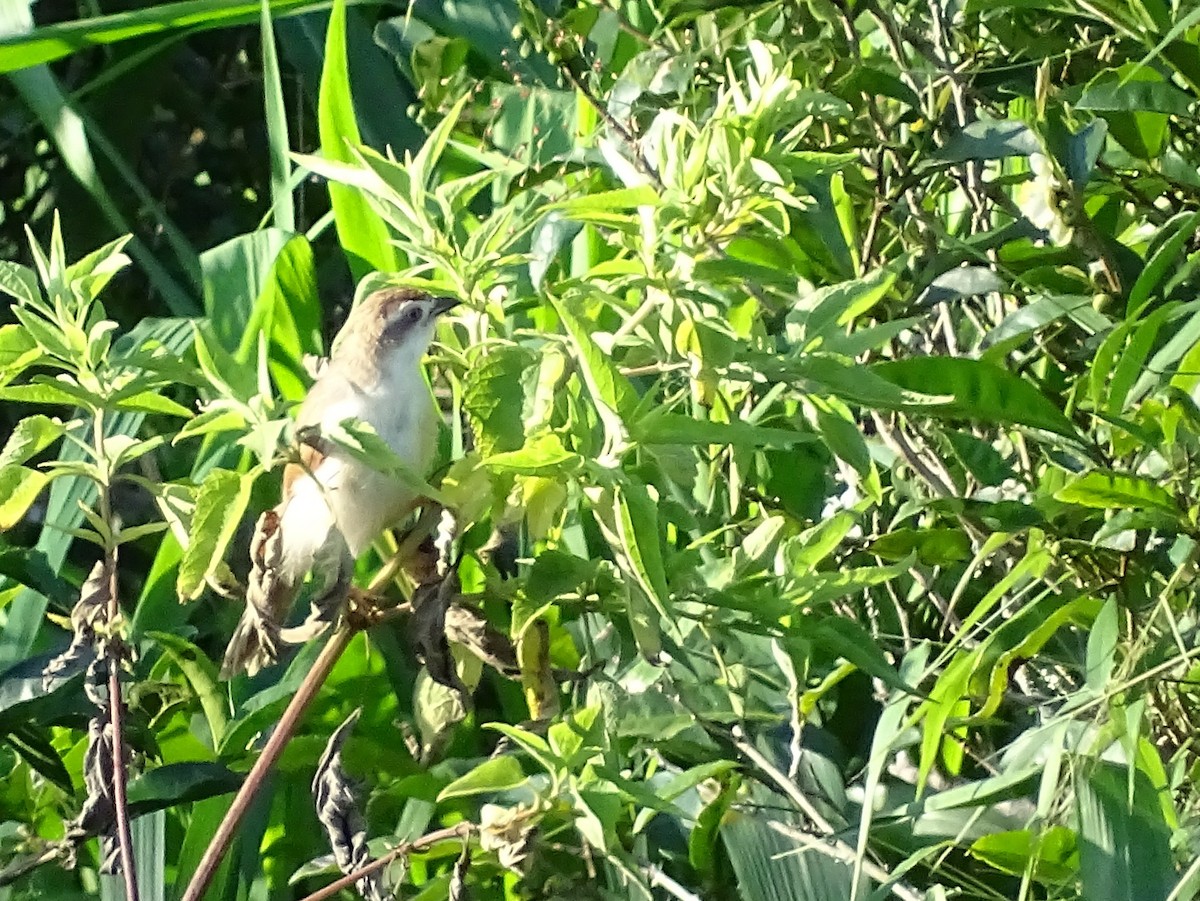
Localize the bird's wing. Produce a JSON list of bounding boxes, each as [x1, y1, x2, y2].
[[282, 442, 324, 500]]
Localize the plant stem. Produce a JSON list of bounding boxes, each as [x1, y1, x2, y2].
[[108, 625, 138, 901], [296, 824, 473, 901], [94, 409, 139, 901], [179, 626, 354, 901]]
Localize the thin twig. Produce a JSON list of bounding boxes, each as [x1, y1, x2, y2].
[[179, 626, 355, 901], [870, 412, 957, 498], [0, 846, 63, 887], [648, 865, 704, 901], [295, 824, 473, 901], [557, 62, 665, 192], [730, 727, 923, 901]]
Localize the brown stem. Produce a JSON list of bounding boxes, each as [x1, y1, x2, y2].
[[98, 424, 137, 901], [179, 626, 354, 901], [296, 824, 473, 901], [107, 627, 138, 901]]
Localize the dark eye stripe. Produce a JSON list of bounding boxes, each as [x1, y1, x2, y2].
[[381, 303, 426, 341]]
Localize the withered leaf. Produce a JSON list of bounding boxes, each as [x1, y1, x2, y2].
[[311, 709, 386, 901]]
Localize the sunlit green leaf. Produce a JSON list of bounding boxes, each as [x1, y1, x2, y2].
[[873, 357, 1080, 438], [1054, 470, 1179, 517], [176, 468, 256, 601], [438, 756, 526, 800], [0, 467, 49, 530]]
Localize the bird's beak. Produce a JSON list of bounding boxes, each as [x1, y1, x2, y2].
[[431, 296, 460, 317]]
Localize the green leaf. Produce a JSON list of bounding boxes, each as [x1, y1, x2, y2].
[[230, 232, 322, 399], [1085, 597, 1119, 692], [323, 420, 446, 503], [783, 513, 856, 570], [0, 0, 334, 72], [126, 762, 241, 815], [805, 619, 917, 696], [872, 357, 1080, 438], [1127, 212, 1200, 318], [793, 266, 898, 339], [772, 353, 950, 410], [176, 469, 256, 601], [0, 324, 40, 384], [148, 631, 229, 747], [0, 382, 96, 407], [788, 560, 908, 609], [870, 528, 972, 566], [971, 593, 1098, 718], [630, 411, 813, 448], [0, 415, 65, 468], [625, 581, 664, 665], [547, 186, 660, 216], [318, 0, 397, 278], [483, 433, 580, 475], [1054, 470, 1179, 516], [1076, 762, 1174, 901], [935, 119, 1040, 161], [526, 550, 593, 603], [0, 545, 75, 609], [611, 479, 670, 611], [172, 796, 241, 900], [1078, 64, 1184, 159], [550, 297, 638, 458], [463, 346, 534, 456], [969, 827, 1078, 883], [0, 466, 49, 530], [438, 756, 526, 800], [1078, 69, 1193, 115], [1105, 303, 1176, 414], [5, 723, 72, 793], [547, 705, 601, 764], [690, 773, 740, 879], [484, 722, 559, 774], [113, 391, 194, 417], [632, 760, 738, 833], [722, 812, 860, 900], [0, 261, 41, 306], [259, 0, 294, 232], [200, 228, 292, 354], [129, 810, 166, 901]]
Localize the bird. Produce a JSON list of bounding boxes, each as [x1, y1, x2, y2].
[[220, 287, 459, 678]]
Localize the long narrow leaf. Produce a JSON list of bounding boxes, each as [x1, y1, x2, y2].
[[317, 0, 397, 278]]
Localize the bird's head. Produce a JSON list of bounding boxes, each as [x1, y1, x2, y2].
[[332, 287, 459, 386]]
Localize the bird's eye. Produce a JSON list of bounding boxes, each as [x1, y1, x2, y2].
[[404, 306, 422, 325]]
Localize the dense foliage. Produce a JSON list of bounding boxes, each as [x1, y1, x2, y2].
[[3, 0, 1200, 899]]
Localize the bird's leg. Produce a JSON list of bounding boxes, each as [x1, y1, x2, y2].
[[278, 532, 353, 645]]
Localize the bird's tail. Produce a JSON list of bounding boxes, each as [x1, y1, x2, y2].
[[220, 608, 280, 679], [220, 509, 295, 679]]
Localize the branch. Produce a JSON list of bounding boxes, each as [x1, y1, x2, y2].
[[179, 626, 355, 901], [94, 406, 138, 901], [106, 615, 138, 901], [296, 824, 473, 901], [0, 846, 64, 888]]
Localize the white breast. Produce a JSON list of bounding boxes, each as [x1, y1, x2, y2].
[[302, 371, 436, 557]]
